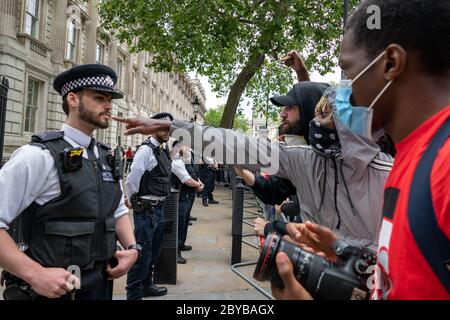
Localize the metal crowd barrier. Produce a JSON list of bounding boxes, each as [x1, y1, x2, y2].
[[230, 176, 274, 300], [154, 188, 179, 284]]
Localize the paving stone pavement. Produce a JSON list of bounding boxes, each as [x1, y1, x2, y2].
[[114, 185, 271, 300]]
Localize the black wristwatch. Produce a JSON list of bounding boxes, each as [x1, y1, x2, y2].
[[127, 243, 142, 256]]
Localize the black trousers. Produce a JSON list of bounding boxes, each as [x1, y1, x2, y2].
[[199, 168, 215, 200]]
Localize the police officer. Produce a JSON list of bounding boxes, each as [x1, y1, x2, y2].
[[171, 145, 204, 264], [0, 64, 139, 300], [125, 112, 173, 300], [198, 156, 219, 206]]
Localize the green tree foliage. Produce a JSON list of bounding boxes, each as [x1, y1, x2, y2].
[[204, 105, 250, 133], [100, 0, 358, 128]]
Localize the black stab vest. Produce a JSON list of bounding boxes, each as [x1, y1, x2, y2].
[[17, 131, 122, 269], [137, 139, 172, 197]]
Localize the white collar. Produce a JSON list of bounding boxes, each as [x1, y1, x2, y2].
[[150, 136, 161, 147], [61, 123, 93, 149]]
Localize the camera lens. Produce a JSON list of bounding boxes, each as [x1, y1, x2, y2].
[[254, 232, 331, 292], [253, 232, 281, 282]]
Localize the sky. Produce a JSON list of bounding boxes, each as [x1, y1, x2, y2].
[[195, 67, 342, 121]]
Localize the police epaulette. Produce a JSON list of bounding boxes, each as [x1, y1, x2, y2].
[[97, 141, 111, 151], [142, 139, 157, 149], [31, 131, 64, 143], [29, 142, 48, 150]]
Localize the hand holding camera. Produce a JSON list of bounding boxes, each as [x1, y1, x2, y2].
[[285, 221, 339, 262], [254, 230, 377, 300]]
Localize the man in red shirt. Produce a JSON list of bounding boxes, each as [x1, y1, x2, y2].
[[272, 0, 450, 300]]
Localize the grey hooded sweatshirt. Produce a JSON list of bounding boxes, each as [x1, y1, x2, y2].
[[170, 112, 393, 250]]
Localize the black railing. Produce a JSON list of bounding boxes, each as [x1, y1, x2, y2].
[[0, 76, 9, 167], [230, 176, 273, 300], [154, 188, 179, 285]]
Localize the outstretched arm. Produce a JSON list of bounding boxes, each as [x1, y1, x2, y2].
[[112, 116, 293, 180]]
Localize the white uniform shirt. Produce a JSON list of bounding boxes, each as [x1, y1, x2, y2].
[[0, 124, 128, 230], [171, 155, 193, 184], [125, 137, 161, 197]]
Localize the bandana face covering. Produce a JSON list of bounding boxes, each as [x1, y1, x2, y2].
[[309, 120, 341, 157]]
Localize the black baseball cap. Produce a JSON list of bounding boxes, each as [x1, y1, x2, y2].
[[270, 87, 298, 107]]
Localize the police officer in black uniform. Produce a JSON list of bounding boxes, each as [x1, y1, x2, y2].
[[125, 112, 173, 300], [0, 64, 139, 300], [171, 144, 204, 264], [198, 156, 219, 206]]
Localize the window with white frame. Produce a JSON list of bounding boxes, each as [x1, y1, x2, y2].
[[25, 79, 40, 132], [96, 42, 105, 64], [66, 19, 77, 61], [24, 0, 40, 38]]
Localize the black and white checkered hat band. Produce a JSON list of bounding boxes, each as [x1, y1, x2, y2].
[[61, 75, 115, 96], [158, 116, 171, 121]]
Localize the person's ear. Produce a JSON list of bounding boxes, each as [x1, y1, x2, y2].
[[383, 44, 407, 82], [66, 92, 80, 109]]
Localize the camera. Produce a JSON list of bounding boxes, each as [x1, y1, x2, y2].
[[61, 147, 83, 172], [253, 232, 376, 300]]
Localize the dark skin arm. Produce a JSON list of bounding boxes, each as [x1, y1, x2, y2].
[[281, 50, 311, 82], [271, 252, 313, 300]]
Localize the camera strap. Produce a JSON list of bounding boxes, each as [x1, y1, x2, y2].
[[408, 117, 450, 293]]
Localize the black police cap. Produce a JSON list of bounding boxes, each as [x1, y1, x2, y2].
[[53, 64, 123, 99], [151, 112, 174, 121]]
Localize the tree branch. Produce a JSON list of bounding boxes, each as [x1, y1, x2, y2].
[[253, 0, 266, 8], [238, 18, 256, 25], [219, 53, 265, 128]]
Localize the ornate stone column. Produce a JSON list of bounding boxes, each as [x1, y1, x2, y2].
[[85, 0, 98, 63], [136, 53, 144, 103], [109, 34, 118, 70], [0, 0, 18, 38], [51, 0, 68, 65]]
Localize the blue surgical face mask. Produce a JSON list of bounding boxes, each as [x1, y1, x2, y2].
[[335, 51, 393, 140]]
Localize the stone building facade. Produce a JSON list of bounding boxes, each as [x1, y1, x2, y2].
[[0, 0, 206, 159], [251, 111, 279, 141]]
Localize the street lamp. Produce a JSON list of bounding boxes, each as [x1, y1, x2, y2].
[[341, 0, 350, 80], [192, 96, 200, 122], [343, 0, 349, 28]]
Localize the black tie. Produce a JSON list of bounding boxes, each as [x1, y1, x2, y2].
[[87, 137, 97, 160]]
